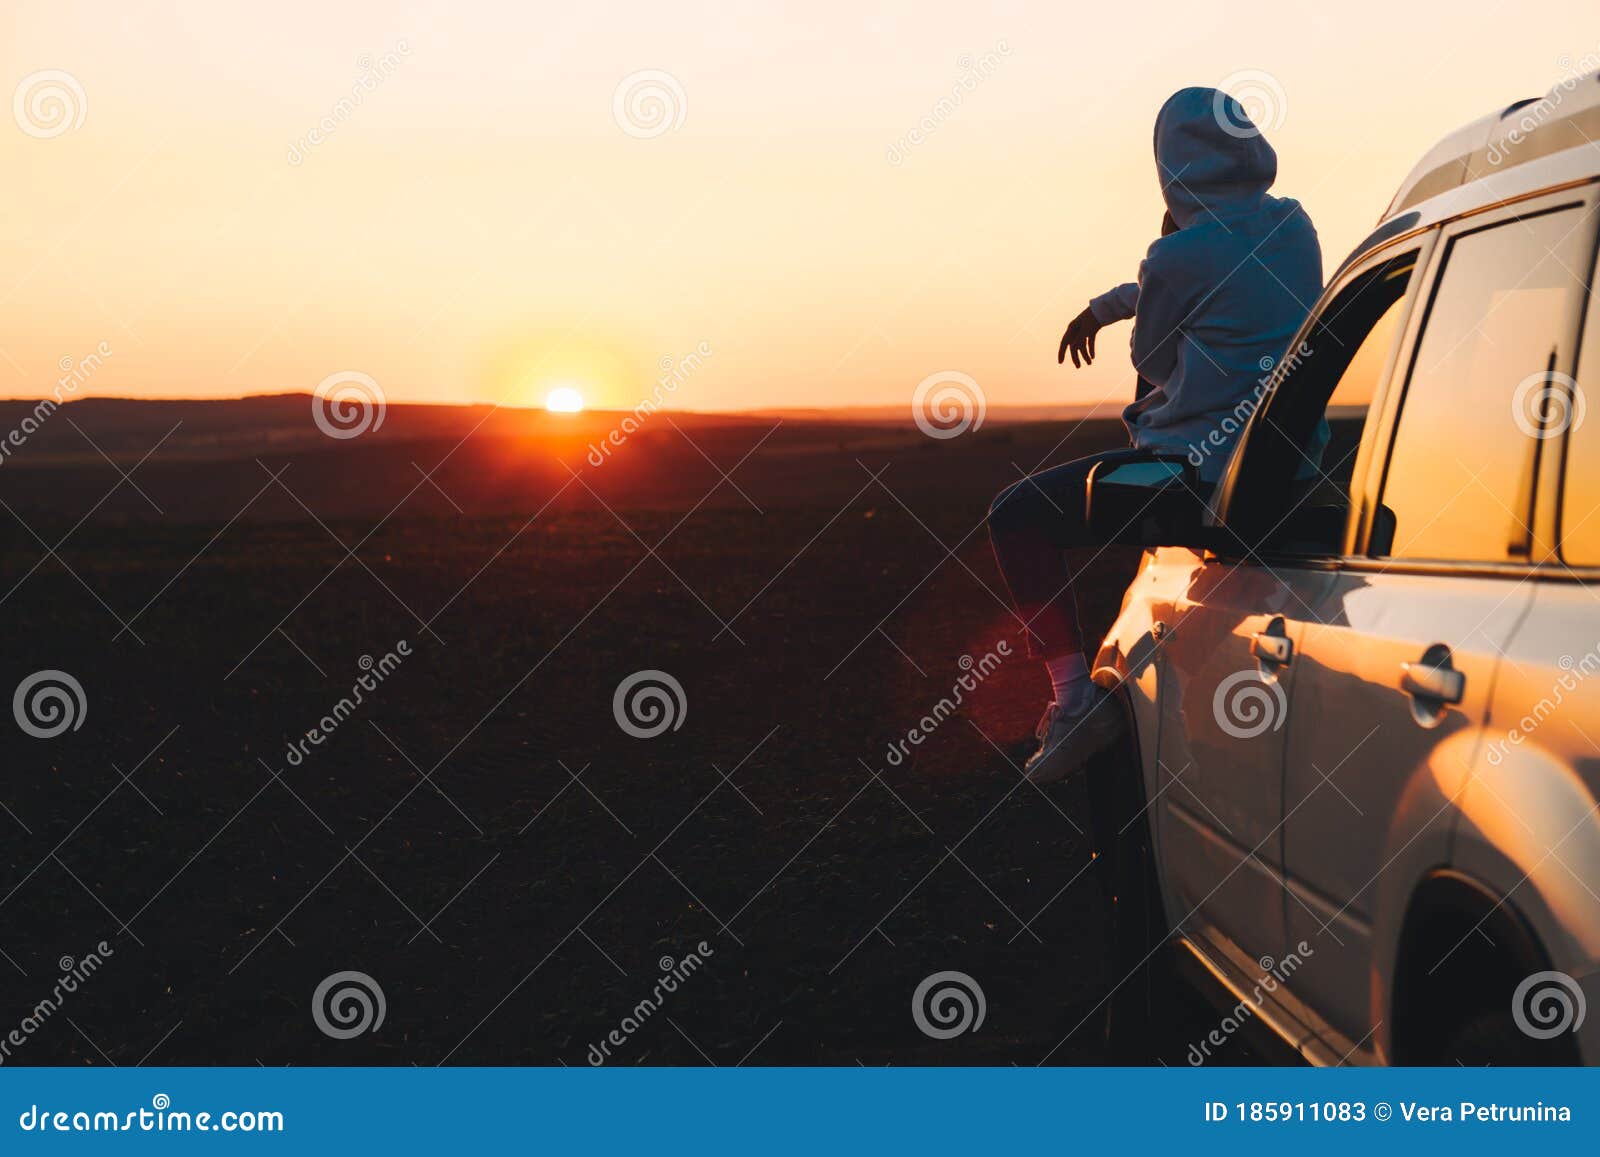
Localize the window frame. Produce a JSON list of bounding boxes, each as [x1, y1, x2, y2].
[[1362, 186, 1598, 570], [1552, 205, 1600, 568], [1209, 229, 1436, 562]]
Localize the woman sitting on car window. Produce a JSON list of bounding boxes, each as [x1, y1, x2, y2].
[[988, 86, 1322, 784]]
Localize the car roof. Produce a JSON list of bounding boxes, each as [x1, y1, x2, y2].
[[1385, 69, 1600, 218], [1333, 69, 1600, 277]]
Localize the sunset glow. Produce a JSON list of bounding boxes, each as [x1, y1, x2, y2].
[[545, 386, 585, 413]]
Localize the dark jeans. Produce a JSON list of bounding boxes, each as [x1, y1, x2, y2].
[[986, 448, 1152, 659]]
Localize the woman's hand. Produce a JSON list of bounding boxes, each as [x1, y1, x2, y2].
[[1059, 305, 1101, 368]]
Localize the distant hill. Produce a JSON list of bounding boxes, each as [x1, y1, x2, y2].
[[0, 394, 811, 466], [0, 395, 1125, 466]]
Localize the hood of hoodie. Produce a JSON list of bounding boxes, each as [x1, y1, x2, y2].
[[1154, 87, 1278, 228]]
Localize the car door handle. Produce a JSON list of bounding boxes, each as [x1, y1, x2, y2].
[[1400, 660, 1465, 704], [1250, 632, 1293, 665]]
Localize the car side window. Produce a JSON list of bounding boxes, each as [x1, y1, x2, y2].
[[1224, 249, 1419, 555], [1295, 267, 1411, 505], [1375, 208, 1587, 562], [1558, 265, 1600, 565]]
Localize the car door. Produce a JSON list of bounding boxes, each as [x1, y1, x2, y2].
[[1279, 193, 1597, 1048], [1155, 235, 1435, 987], [1155, 559, 1327, 973]]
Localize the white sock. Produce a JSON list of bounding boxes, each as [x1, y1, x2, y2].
[[1044, 652, 1094, 712]]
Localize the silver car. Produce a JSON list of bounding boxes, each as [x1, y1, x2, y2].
[[1084, 69, 1600, 1065]]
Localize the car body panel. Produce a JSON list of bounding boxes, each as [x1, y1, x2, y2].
[[1281, 570, 1532, 1047], [1448, 582, 1600, 1064], [1155, 561, 1333, 967]]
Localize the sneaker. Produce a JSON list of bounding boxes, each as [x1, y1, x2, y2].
[[1023, 692, 1124, 785]]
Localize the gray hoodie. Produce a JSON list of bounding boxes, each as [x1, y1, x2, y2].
[[1088, 87, 1322, 481]]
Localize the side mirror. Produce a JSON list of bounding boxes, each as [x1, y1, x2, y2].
[[1085, 454, 1217, 549]]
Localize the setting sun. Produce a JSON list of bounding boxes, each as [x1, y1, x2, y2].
[[545, 386, 585, 414]]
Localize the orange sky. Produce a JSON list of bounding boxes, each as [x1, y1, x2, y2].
[[4, 2, 1598, 412]]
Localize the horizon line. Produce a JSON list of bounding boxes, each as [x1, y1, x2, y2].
[[1, 390, 1122, 418]]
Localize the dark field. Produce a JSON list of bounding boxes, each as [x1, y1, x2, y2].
[[0, 400, 1247, 1066]]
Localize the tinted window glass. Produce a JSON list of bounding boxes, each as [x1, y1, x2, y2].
[[1326, 283, 1407, 410], [1301, 273, 1409, 502], [1228, 251, 1416, 555], [1377, 208, 1585, 561]]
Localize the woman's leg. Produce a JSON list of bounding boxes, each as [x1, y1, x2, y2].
[[986, 448, 1146, 781], [987, 449, 1145, 661]]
